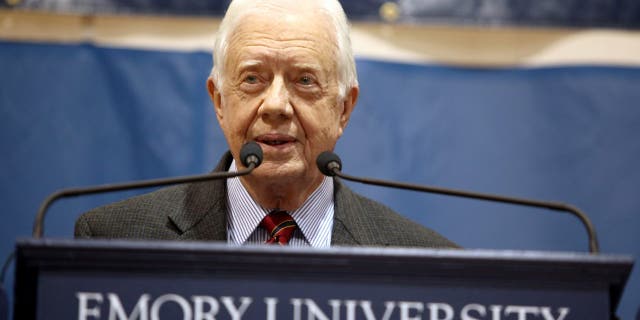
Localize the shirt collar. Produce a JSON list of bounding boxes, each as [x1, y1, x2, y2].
[[226, 160, 334, 247]]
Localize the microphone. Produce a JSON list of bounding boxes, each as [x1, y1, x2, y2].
[[316, 151, 600, 254], [33, 141, 263, 238]]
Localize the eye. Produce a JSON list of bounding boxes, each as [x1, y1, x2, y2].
[[298, 75, 315, 86], [238, 72, 265, 93], [244, 74, 259, 84], [299, 76, 312, 85]]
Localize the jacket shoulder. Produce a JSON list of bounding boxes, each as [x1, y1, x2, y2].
[[334, 180, 459, 249], [74, 185, 187, 240], [75, 152, 233, 240]]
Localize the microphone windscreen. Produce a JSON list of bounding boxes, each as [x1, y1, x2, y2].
[[316, 151, 342, 176], [240, 141, 263, 167]]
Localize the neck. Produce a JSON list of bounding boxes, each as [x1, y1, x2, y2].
[[239, 174, 324, 211]]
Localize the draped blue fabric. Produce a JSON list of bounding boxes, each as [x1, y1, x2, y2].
[[1, 40, 639, 317]]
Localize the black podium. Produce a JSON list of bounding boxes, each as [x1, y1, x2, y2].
[[14, 239, 633, 319]]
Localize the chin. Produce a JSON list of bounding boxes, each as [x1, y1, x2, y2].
[[254, 161, 306, 181]]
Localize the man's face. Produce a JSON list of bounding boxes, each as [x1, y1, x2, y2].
[[209, 9, 357, 186]]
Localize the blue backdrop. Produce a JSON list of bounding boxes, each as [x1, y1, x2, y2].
[[1, 40, 639, 318]]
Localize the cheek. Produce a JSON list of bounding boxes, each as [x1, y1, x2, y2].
[[220, 96, 255, 140], [299, 105, 342, 147]]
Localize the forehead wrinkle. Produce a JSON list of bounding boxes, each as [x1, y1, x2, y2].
[[238, 39, 323, 53], [230, 26, 332, 49], [228, 39, 328, 69], [232, 42, 331, 69]]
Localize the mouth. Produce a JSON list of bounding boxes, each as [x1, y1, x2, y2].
[[254, 134, 296, 147]]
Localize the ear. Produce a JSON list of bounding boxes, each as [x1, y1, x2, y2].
[[337, 86, 359, 136], [207, 77, 224, 121]]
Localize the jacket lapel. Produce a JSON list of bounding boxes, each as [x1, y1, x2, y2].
[[168, 152, 234, 241], [331, 179, 377, 246]]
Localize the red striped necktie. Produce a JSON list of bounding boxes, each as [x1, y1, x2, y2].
[[261, 210, 297, 245]]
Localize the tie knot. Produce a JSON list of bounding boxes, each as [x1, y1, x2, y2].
[[261, 210, 297, 245]]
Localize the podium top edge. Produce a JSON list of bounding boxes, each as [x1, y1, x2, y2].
[[16, 237, 634, 265]]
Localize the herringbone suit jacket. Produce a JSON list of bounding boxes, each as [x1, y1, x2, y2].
[[75, 152, 457, 248]]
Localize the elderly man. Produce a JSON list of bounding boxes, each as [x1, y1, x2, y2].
[[75, 0, 456, 248]]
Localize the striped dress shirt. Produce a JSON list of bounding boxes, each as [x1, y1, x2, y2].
[[226, 160, 334, 247]]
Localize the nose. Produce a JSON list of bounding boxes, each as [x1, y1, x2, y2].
[[259, 76, 293, 121]]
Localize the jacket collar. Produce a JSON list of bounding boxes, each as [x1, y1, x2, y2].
[[331, 179, 366, 246], [168, 152, 233, 241]]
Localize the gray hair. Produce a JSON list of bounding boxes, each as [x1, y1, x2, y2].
[[210, 0, 358, 98]]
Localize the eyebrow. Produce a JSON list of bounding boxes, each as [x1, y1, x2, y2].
[[292, 62, 323, 74], [235, 57, 325, 75], [236, 60, 264, 71]]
